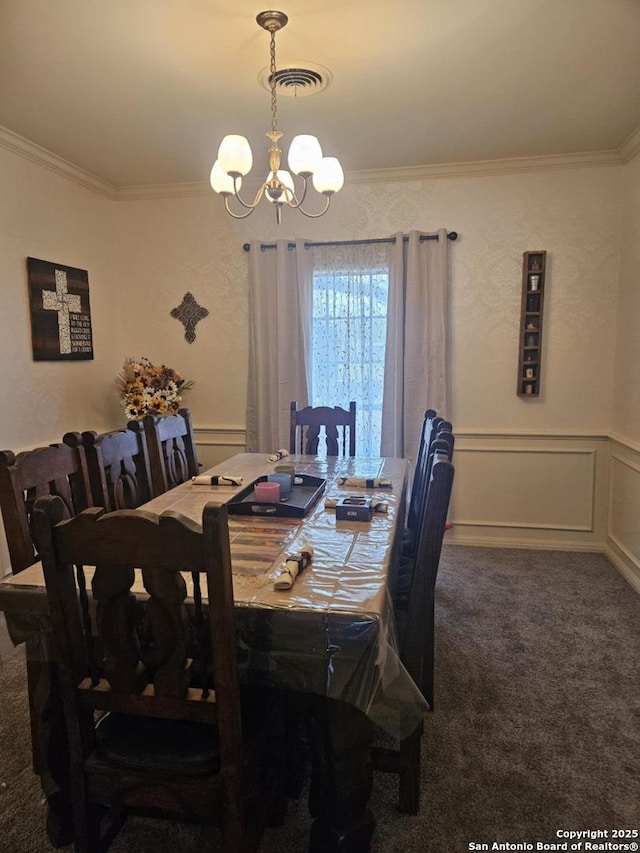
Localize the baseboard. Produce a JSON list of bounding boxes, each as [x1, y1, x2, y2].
[[445, 531, 605, 553], [445, 532, 640, 593], [605, 539, 640, 593]]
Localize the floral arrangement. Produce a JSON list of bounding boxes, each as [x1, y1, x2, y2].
[[116, 356, 193, 421]]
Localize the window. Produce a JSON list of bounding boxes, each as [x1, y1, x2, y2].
[[310, 244, 389, 457]]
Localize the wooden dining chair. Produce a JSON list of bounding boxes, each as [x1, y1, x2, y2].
[[373, 453, 455, 814], [289, 401, 357, 457], [403, 416, 453, 559], [405, 410, 439, 543], [33, 496, 286, 853], [396, 434, 454, 604], [0, 436, 94, 818], [399, 453, 455, 709], [76, 422, 155, 511], [141, 407, 200, 494], [0, 437, 91, 574]]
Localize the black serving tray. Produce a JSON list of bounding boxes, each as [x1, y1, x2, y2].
[[226, 475, 326, 518]]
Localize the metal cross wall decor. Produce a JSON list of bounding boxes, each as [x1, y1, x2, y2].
[[170, 292, 209, 343]]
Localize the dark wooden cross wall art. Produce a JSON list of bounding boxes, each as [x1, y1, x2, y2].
[[170, 292, 209, 343], [27, 257, 94, 361]]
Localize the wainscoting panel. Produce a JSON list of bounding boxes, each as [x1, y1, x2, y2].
[[606, 438, 640, 591], [446, 433, 610, 552]]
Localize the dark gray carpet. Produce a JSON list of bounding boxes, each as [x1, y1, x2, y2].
[[1, 546, 638, 852]]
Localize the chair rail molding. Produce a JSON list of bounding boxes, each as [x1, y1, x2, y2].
[[193, 424, 247, 470]]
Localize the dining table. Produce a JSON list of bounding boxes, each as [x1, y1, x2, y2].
[[0, 451, 427, 852]]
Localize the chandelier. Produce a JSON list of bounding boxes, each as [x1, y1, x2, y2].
[[209, 10, 344, 224]]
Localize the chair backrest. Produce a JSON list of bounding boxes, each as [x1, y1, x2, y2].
[[402, 453, 454, 693], [33, 496, 243, 791], [407, 410, 439, 533], [78, 421, 155, 511], [142, 408, 199, 494], [290, 401, 357, 457], [433, 423, 454, 459], [0, 439, 91, 573], [407, 416, 454, 535]]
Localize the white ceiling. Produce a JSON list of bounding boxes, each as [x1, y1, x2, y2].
[[1, 0, 639, 189]]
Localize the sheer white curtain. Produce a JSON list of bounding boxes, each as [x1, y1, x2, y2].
[[310, 242, 389, 458], [245, 239, 312, 452], [381, 229, 449, 462], [246, 230, 449, 461]]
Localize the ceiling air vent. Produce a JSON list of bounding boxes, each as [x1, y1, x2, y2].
[[258, 62, 333, 98]]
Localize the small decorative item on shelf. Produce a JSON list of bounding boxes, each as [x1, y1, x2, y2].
[[116, 356, 194, 420], [517, 251, 547, 398]]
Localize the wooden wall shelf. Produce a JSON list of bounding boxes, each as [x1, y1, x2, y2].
[[517, 251, 546, 397]]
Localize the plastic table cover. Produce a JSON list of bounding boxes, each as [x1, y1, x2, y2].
[[0, 453, 428, 738]]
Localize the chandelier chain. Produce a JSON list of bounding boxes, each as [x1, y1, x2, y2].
[[269, 29, 278, 134]]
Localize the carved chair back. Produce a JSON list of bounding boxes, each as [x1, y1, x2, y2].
[[289, 401, 357, 457], [405, 418, 454, 554], [0, 438, 91, 573], [142, 408, 199, 494], [78, 421, 154, 511]]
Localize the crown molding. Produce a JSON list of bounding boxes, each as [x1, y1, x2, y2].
[[0, 124, 117, 199], [117, 181, 211, 201], [116, 150, 623, 200], [346, 150, 622, 185], [619, 124, 640, 163], [0, 121, 626, 201]]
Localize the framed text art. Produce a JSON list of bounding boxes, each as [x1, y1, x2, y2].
[[27, 257, 94, 361]]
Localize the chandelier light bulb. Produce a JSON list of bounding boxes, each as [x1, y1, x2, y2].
[[287, 135, 323, 177], [217, 135, 253, 177], [312, 157, 344, 194], [209, 160, 240, 195]]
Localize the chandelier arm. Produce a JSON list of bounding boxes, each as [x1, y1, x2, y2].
[[274, 181, 331, 217], [223, 183, 269, 219], [226, 180, 267, 211], [223, 197, 257, 220], [294, 196, 333, 219], [277, 176, 309, 210]]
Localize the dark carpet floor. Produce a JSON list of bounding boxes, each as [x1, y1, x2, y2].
[[1, 545, 638, 852]]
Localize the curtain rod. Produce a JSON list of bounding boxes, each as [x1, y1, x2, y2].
[[242, 231, 458, 252]]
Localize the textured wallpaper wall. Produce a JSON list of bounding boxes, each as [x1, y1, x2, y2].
[[116, 165, 623, 436], [0, 146, 123, 452], [0, 145, 635, 575], [0, 149, 626, 447], [613, 154, 640, 446]]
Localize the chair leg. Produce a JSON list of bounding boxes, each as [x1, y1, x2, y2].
[[422, 595, 435, 710], [398, 722, 422, 815]]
